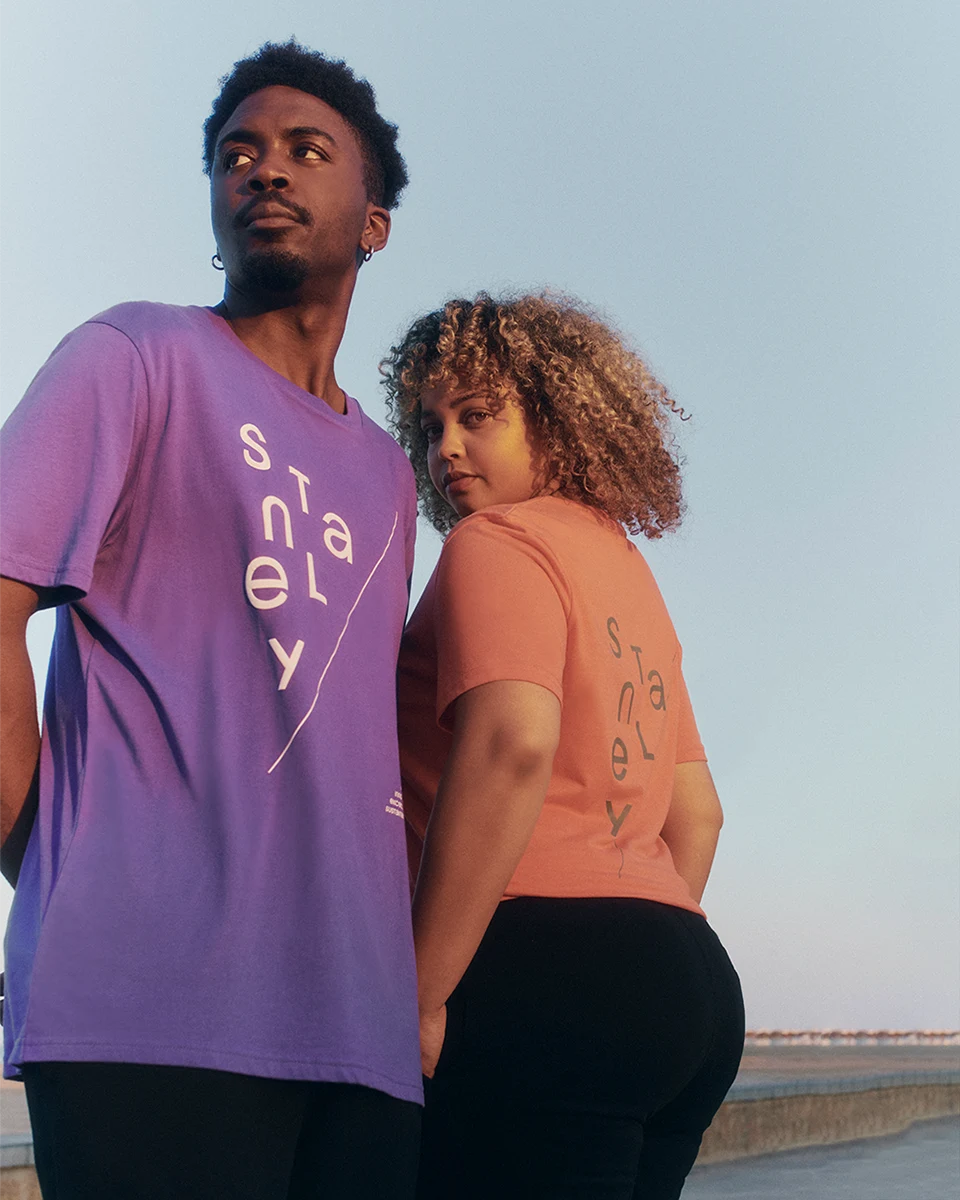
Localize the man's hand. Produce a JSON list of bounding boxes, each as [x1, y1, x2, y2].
[[419, 1004, 447, 1079]]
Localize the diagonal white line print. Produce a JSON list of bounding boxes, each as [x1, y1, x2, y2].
[[267, 511, 400, 774]]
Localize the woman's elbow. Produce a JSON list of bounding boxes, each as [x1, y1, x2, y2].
[[490, 728, 557, 782]]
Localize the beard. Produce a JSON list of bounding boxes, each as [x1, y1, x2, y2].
[[239, 247, 310, 294]]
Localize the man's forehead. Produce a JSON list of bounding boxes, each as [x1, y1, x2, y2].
[[218, 85, 353, 144]]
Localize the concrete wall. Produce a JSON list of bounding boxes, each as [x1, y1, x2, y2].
[[0, 1166, 39, 1200], [697, 1081, 960, 1164]]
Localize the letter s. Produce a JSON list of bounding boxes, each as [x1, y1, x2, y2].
[[240, 423, 271, 471]]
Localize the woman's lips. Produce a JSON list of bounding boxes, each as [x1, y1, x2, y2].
[[444, 475, 476, 496]]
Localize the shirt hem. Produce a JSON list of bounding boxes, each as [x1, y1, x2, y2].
[[8, 1039, 423, 1105], [502, 881, 705, 918]]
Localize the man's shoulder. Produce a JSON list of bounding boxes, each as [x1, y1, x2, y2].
[[83, 301, 211, 345], [355, 405, 415, 477]]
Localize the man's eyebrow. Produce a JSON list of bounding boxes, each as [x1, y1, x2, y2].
[[215, 127, 258, 151], [215, 125, 339, 150], [285, 126, 338, 147]]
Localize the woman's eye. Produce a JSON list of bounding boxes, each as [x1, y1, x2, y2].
[[223, 149, 253, 170], [422, 425, 442, 443], [464, 410, 491, 427]]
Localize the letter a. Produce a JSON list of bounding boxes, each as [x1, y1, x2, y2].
[[322, 513, 354, 563], [268, 638, 304, 690]]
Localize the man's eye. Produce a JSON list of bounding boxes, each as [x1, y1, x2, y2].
[[296, 145, 328, 161], [464, 410, 491, 426], [223, 149, 253, 170]]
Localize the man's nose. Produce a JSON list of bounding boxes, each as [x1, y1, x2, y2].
[[248, 155, 290, 191]]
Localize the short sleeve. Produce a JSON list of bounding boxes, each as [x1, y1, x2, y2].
[[0, 322, 146, 599], [403, 473, 417, 584], [675, 662, 707, 763], [434, 515, 568, 729]]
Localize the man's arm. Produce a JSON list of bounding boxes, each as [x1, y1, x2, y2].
[[0, 577, 42, 886], [659, 760, 724, 904], [412, 680, 560, 1071]]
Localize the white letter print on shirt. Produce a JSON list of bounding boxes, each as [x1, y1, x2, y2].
[[267, 511, 399, 774], [240, 421, 399, 763], [240, 423, 271, 470], [268, 638, 305, 690]]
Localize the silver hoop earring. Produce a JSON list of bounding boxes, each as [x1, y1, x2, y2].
[[212, 252, 225, 271], [362, 246, 374, 263]]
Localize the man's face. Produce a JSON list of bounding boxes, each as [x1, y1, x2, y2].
[[210, 85, 384, 294]]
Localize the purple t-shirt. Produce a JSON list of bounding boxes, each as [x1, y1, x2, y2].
[[1, 303, 422, 1103]]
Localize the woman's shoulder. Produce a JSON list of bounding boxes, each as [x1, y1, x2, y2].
[[447, 496, 623, 547]]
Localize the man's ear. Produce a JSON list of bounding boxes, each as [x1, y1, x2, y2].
[[362, 204, 391, 255]]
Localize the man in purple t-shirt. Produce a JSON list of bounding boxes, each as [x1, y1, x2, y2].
[[0, 41, 422, 1199]]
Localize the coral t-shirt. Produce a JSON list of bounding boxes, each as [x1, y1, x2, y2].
[[398, 495, 707, 916]]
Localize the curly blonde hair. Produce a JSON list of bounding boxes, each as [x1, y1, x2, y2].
[[380, 292, 687, 537]]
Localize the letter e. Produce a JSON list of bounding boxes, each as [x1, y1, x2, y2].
[[245, 556, 289, 610], [611, 737, 628, 781]]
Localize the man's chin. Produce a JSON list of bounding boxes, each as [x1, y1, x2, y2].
[[238, 249, 310, 294]]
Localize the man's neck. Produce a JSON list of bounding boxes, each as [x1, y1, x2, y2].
[[216, 278, 356, 414]]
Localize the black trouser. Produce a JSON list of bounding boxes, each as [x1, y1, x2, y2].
[[418, 897, 744, 1200], [22, 1061, 420, 1200]]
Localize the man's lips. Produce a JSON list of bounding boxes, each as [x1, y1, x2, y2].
[[246, 212, 301, 229], [237, 198, 310, 229]]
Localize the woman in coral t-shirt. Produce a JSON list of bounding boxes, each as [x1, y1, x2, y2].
[[383, 293, 744, 1200]]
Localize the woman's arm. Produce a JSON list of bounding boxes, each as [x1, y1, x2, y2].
[[0, 577, 42, 886], [659, 760, 724, 904], [413, 679, 560, 1072]]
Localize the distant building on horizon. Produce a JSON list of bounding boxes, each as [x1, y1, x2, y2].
[[746, 1029, 960, 1046]]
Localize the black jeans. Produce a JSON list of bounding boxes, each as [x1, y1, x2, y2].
[[418, 897, 744, 1200], [23, 1061, 421, 1200]]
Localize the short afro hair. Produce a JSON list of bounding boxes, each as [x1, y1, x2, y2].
[[203, 40, 408, 209]]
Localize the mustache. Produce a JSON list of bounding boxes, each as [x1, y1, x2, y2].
[[235, 194, 313, 228]]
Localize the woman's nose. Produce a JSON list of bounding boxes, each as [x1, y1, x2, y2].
[[437, 425, 464, 460]]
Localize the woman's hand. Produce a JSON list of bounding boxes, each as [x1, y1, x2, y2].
[[412, 681, 560, 1062], [419, 1004, 447, 1078]]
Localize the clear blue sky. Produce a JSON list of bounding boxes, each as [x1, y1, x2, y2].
[[2, 0, 957, 1029]]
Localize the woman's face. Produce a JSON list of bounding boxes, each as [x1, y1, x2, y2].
[[419, 381, 543, 518]]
